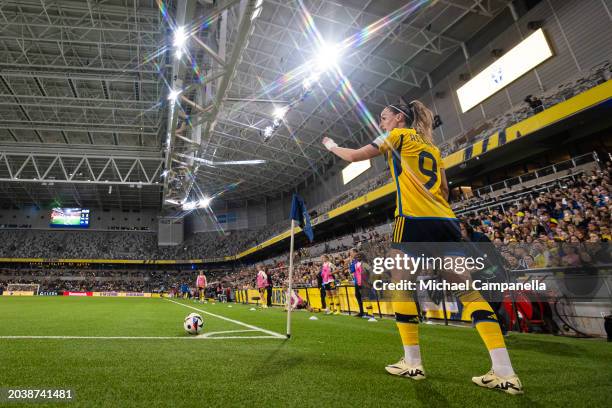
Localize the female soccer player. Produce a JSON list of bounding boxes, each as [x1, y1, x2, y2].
[[196, 271, 207, 302], [322, 101, 522, 395], [349, 248, 365, 317], [320, 255, 340, 315], [256, 266, 268, 308]]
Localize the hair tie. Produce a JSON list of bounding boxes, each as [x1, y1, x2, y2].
[[387, 104, 414, 126]]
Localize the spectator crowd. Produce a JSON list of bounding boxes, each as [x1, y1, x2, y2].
[[1, 165, 609, 295]]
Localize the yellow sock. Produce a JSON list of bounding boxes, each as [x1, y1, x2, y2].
[[459, 291, 506, 350], [393, 301, 419, 345], [392, 300, 418, 317], [476, 321, 506, 350], [396, 322, 419, 345]]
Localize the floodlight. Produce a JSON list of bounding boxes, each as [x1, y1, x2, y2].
[[263, 126, 274, 138], [168, 88, 182, 102], [315, 43, 339, 72], [273, 106, 288, 120], [173, 26, 187, 49]]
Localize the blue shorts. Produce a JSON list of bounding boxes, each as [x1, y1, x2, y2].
[[392, 216, 461, 243]]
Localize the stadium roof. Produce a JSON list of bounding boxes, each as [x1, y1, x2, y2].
[[0, 0, 512, 210]]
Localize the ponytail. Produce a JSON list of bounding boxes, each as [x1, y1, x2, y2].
[[409, 100, 434, 144], [386, 100, 435, 144]]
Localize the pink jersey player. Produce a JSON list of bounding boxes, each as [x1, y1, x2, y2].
[[321, 262, 334, 284], [256, 270, 268, 289], [354, 261, 363, 286], [196, 273, 207, 288]]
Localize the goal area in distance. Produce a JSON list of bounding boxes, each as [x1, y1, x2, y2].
[[6, 283, 40, 295]]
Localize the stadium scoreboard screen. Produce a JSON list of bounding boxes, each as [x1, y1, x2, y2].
[[49, 208, 90, 228]]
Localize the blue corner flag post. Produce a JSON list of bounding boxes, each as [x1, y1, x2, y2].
[[290, 193, 314, 242], [286, 194, 314, 338]]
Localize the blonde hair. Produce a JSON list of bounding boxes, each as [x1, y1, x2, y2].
[[385, 100, 435, 144], [409, 100, 434, 144]]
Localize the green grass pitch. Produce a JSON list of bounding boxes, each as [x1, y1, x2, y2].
[[1, 296, 611, 407]]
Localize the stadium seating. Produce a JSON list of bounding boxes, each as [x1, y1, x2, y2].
[[1, 162, 608, 295], [451, 153, 601, 212], [0, 159, 608, 266]]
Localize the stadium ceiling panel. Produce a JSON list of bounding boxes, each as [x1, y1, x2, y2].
[[0, 0, 511, 209]]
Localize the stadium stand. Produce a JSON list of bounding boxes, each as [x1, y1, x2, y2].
[[0, 155, 608, 263], [3, 163, 608, 295], [450, 153, 603, 210]]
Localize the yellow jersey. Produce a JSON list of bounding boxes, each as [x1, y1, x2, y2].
[[372, 128, 456, 219]]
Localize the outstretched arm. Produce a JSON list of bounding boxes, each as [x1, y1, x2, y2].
[[322, 137, 381, 162]]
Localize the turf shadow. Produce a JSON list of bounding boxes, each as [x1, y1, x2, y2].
[[514, 394, 552, 407], [249, 341, 306, 379], [505, 337, 588, 358], [412, 380, 451, 407]]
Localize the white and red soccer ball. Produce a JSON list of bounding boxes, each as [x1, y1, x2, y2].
[[183, 313, 204, 335]]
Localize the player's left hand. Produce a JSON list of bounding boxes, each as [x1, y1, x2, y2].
[[322, 137, 338, 151]]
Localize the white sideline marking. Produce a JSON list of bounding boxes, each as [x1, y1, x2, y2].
[[0, 334, 280, 340], [165, 298, 286, 339]]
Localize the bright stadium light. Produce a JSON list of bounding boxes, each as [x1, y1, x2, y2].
[[182, 201, 197, 211], [273, 106, 288, 120], [214, 160, 266, 166], [173, 26, 187, 48], [262, 125, 274, 138], [315, 42, 340, 72], [173, 27, 187, 48], [302, 73, 320, 91], [173, 26, 188, 60], [199, 197, 212, 208], [181, 197, 212, 211], [302, 77, 313, 91], [251, 0, 264, 20], [176, 153, 265, 167], [168, 88, 182, 102]]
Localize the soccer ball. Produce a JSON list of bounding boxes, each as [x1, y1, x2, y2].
[[183, 313, 204, 335]]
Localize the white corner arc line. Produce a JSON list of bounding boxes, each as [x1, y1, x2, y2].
[[165, 298, 286, 339], [200, 329, 256, 337]]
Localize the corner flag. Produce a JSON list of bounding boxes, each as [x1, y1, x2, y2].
[[287, 194, 313, 338], [290, 193, 314, 242]]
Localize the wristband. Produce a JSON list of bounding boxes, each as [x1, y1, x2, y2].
[[323, 139, 338, 150]]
